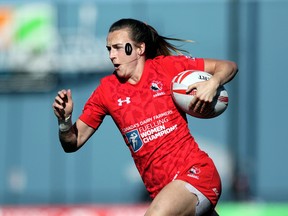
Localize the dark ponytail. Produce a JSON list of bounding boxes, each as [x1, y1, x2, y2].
[[109, 18, 192, 59]]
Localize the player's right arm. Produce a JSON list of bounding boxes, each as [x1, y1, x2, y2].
[[52, 89, 95, 152], [58, 119, 95, 152]]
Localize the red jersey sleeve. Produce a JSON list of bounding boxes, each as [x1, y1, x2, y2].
[[79, 82, 108, 129]]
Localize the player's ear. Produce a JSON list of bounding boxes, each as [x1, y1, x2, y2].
[[138, 42, 145, 56]]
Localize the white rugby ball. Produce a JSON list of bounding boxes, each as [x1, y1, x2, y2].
[[171, 70, 228, 118]]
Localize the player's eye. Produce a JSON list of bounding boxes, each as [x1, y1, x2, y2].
[[106, 46, 111, 52]]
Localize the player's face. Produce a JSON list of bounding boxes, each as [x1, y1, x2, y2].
[[106, 29, 139, 79]]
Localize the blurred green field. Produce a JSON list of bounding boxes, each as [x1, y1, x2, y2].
[[218, 202, 288, 216]]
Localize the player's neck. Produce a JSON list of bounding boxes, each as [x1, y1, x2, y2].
[[127, 60, 145, 84]]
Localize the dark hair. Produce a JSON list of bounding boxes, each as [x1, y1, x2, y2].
[[108, 18, 191, 59]]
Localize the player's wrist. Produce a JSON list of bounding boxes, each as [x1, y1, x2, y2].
[[58, 115, 72, 132]]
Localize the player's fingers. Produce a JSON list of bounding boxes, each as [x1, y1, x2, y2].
[[53, 107, 62, 117], [66, 89, 72, 101], [53, 100, 63, 110], [193, 100, 203, 112], [53, 95, 67, 111], [54, 97, 67, 111], [186, 84, 197, 94], [203, 102, 216, 116], [53, 102, 66, 117], [57, 89, 66, 98], [188, 95, 197, 110], [200, 102, 207, 113], [57, 90, 69, 108], [189, 98, 201, 113], [54, 95, 64, 106], [52, 102, 63, 117], [56, 107, 65, 117], [57, 90, 69, 102]]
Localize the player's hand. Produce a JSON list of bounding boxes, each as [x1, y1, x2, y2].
[[186, 80, 217, 114], [52, 89, 73, 120]]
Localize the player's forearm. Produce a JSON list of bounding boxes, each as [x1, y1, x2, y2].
[[204, 59, 238, 87], [212, 60, 238, 86], [58, 115, 79, 152], [59, 126, 79, 152]]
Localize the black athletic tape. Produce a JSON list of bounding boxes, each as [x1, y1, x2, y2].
[[125, 43, 133, 55]]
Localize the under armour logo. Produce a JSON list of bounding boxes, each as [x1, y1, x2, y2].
[[118, 97, 131, 106]]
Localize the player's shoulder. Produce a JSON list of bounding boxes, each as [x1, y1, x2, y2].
[[152, 55, 197, 64], [99, 73, 118, 85]]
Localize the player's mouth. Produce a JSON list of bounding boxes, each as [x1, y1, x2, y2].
[[114, 64, 120, 69]]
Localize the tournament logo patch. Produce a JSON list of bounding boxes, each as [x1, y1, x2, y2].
[[125, 129, 143, 152]]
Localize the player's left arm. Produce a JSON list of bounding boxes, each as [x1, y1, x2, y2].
[[186, 58, 238, 113], [203, 58, 238, 87], [186, 58, 238, 100]]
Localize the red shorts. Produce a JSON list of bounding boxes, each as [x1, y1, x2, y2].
[[176, 154, 222, 207]]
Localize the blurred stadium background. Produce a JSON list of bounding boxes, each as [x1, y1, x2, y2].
[[0, 0, 287, 215]]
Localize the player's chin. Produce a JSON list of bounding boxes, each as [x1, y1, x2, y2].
[[115, 70, 129, 81], [114, 68, 122, 75], [116, 70, 126, 78]]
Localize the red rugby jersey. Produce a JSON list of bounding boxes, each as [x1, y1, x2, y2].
[[80, 55, 205, 198]]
